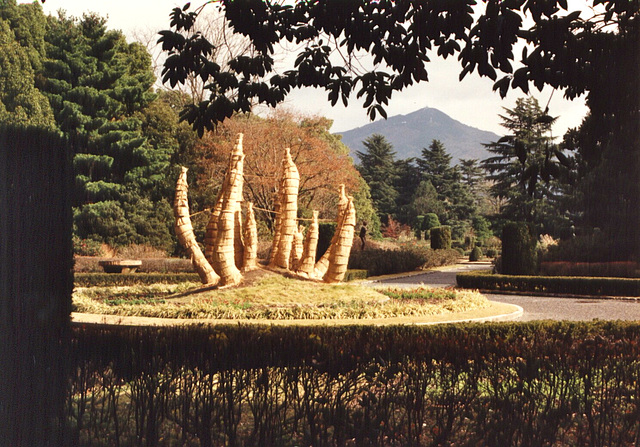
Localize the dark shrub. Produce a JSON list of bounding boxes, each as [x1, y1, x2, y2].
[[348, 246, 459, 276], [544, 231, 633, 263], [469, 246, 483, 261], [501, 222, 537, 275], [422, 213, 441, 232], [430, 226, 451, 250], [66, 322, 640, 446]]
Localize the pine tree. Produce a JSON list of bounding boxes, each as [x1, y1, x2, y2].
[[394, 158, 421, 225], [39, 12, 175, 251], [355, 134, 399, 222], [417, 139, 476, 232], [481, 97, 565, 226]]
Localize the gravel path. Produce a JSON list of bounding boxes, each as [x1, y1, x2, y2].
[[372, 262, 640, 322]]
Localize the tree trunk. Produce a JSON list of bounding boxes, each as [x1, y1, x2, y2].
[[174, 167, 219, 285]]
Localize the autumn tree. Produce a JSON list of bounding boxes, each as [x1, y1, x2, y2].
[[192, 111, 368, 232]]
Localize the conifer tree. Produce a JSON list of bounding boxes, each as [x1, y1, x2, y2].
[[40, 12, 175, 250], [417, 139, 476, 232], [481, 97, 565, 226], [355, 134, 399, 222]]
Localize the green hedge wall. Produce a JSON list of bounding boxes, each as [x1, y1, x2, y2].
[[457, 270, 640, 296], [63, 322, 640, 446]]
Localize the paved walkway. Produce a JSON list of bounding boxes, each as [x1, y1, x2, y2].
[[371, 261, 640, 322]]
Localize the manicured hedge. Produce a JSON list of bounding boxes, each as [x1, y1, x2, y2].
[[430, 225, 451, 250], [501, 221, 537, 275], [348, 247, 459, 277], [64, 322, 640, 446], [457, 269, 640, 296], [74, 272, 201, 287]]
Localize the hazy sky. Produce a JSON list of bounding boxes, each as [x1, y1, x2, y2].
[[39, 0, 590, 136]]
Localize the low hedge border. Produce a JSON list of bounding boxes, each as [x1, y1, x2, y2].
[[456, 269, 640, 297], [75, 273, 201, 287], [76, 270, 369, 287], [65, 321, 640, 446]]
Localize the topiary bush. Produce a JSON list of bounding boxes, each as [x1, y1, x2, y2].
[[430, 226, 451, 250], [501, 222, 537, 275], [469, 246, 483, 261], [422, 213, 441, 233]]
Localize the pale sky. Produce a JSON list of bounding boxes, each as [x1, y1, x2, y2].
[[39, 0, 591, 137]]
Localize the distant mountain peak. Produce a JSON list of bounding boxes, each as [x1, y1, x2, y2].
[[336, 107, 501, 163]]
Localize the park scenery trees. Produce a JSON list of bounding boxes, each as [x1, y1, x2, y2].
[[160, 0, 639, 260], [2, 0, 640, 445]]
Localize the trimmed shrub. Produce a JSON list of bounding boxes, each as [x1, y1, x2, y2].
[[75, 273, 200, 287], [501, 222, 537, 275], [421, 213, 441, 232], [349, 246, 459, 276], [343, 269, 368, 282], [469, 246, 483, 262], [430, 226, 451, 250], [74, 257, 195, 273], [457, 270, 640, 296], [73, 236, 104, 257], [65, 322, 640, 446], [544, 232, 633, 263], [539, 261, 640, 278]]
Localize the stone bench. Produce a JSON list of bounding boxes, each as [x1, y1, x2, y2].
[[98, 259, 142, 274]]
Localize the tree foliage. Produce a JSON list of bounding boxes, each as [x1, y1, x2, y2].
[[481, 97, 569, 228], [355, 134, 399, 222], [160, 1, 638, 129], [417, 139, 476, 233], [191, 111, 370, 231], [0, 3, 54, 128], [32, 11, 178, 251]]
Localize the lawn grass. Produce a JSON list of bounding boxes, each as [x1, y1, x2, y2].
[[73, 275, 489, 320]]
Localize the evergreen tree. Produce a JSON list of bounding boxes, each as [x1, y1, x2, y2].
[[409, 180, 445, 221], [459, 158, 484, 194], [417, 139, 476, 230], [481, 97, 567, 227], [355, 134, 399, 222], [0, 3, 54, 129], [394, 157, 421, 225], [39, 12, 176, 251]]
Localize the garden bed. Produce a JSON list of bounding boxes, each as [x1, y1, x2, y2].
[[73, 274, 489, 320]]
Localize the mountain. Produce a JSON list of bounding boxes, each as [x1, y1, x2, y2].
[[336, 107, 501, 163]]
